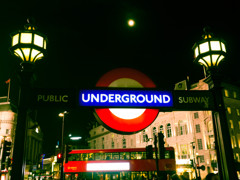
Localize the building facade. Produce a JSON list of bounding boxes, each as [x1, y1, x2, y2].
[[88, 78, 240, 179], [0, 96, 44, 180]]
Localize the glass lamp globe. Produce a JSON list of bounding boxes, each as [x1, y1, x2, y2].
[[193, 29, 226, 69], [10, 21, 47, 63]]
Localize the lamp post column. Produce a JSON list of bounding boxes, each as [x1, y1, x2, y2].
[[11, 63, 34, 180], [208, 71, 237, 180], [59, 111, 68, 180]]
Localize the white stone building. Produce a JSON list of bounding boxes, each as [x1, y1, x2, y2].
[[88, 78, 240, 179]]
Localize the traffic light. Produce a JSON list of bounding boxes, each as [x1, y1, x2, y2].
[[1, 141, 11, 170], [197, 164, 206, 171], [65, 145, 72, 163], [158, 132, 165, 159], [146, 145, 153, 159], [57, 153, 63, 163], [190, 159, 194, 167]]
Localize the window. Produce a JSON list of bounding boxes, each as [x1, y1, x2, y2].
[[230, 120, 234, 129], [93, 140, 96, 149], [238, 134, 240, 148], [233, 91, 237, 99], [111, 139, 114, 148], [231, 136, 237, 148], [177, 120, 188, 136], [196, 124, 201, 133], [207, 121, 213, 133], [237, 109, 240, 116], [143, 130, 148, 142], [120, 152, 129, 160], [159, 125, 164, 134], [224, 89, 229, 97], [152, 127, 157, 137], [194, 112, 199, 119], [198, 155, 205, 163], [166, 123, 172, 138], [6, 129, 10, 135], [122, 138, 126, 148], [180, 144, 188, 159], [102, 137, 104, 149], [197, 139, 203, 150], [227, 107, 231, 114]]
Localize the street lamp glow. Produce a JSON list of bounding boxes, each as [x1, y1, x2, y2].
[[70, 136, 82, 140], [59, 111, 68, 117], [10, 19, 47, 63], [193, 28, 226, 70], [128, 19, 135, 27]]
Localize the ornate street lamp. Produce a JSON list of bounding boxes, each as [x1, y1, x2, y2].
[[10, 19, 47, 64], [193, 28, 226, 70], [9, 19, 47, 180], [193, 28, 237, 180]]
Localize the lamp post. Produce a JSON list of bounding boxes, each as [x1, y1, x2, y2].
[[193, 27, 237, 179], [9, 19, 47, 180], [59, 111, 68, 180]]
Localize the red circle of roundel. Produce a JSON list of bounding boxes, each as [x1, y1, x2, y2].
[[95, 68, 159, 134]]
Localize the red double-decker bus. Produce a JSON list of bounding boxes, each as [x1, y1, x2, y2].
[[64, 147, 176, 180]]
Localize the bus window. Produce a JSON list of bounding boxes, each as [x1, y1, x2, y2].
[[81, 153, 88, 161], [88, 153, 94, 160], [165, 150, 175, 159], [120, 152, 129, 160], [137, 152, 146, 159], [106, 153, 112, 160], [130, 152, 137, 159], [69, 154, 80, 161], [95, 153, 104, 160], [112, 153, 119, 160]]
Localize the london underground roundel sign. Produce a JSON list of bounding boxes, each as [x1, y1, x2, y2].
[[95, 68, 159, 134]]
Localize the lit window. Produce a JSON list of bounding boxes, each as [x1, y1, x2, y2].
[[224, 89, 229, 97], [180, 144, 188, 159], [197, 139, 203, 150], [166, 123, 172, 138], [194, 112, 199, 119], [233, 91, 237, 99], [237, 109, 240, 116], [231, 136, 237, 148], [237, 134, 240, 148], [196, 124, 201, 133], [207, 121, 213, 133], [122, 138, 126, 148], [230, 120, 234, 129], [227, 107, 231, 114]]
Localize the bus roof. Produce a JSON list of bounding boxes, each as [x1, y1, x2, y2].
[[70, 147, 174, 154]]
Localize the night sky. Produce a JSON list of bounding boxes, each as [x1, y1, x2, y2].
[[0, 0, 240, 156]]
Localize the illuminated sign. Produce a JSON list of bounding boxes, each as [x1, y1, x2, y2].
[[79, 89, 173, 107], [86, 162, 130, 171], [32, 88, 76, 108], [94, 68, 159, 134], [31, 68, 215, 135], [78, 89, 214, 110]]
